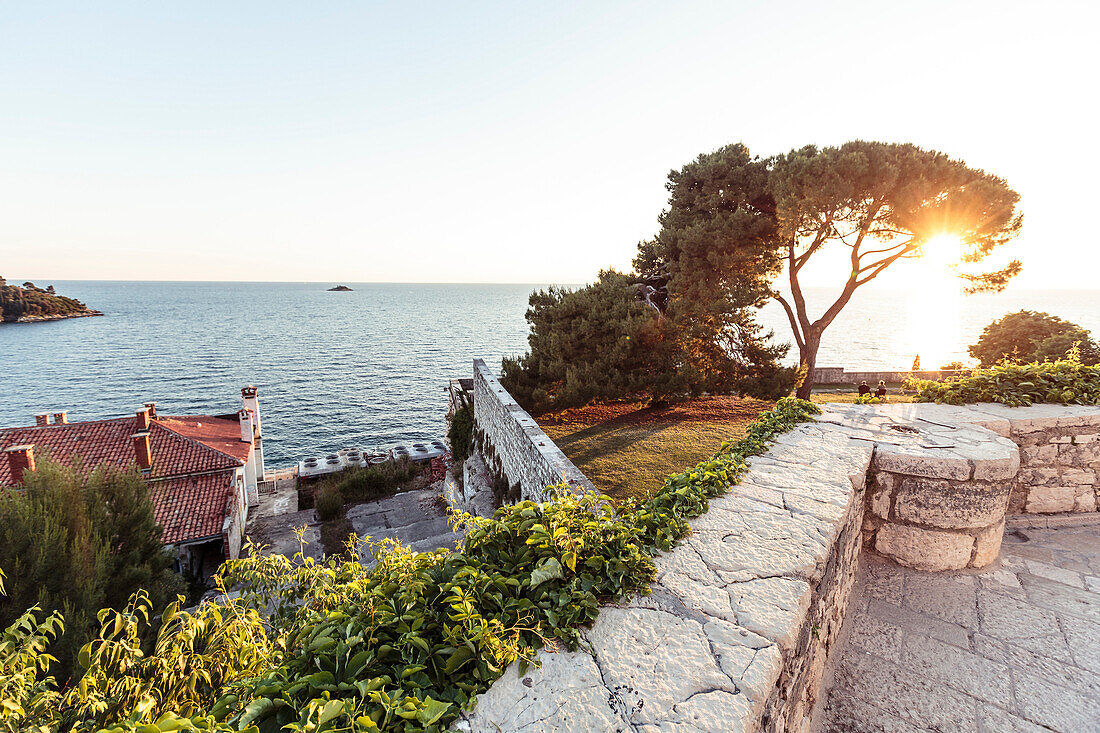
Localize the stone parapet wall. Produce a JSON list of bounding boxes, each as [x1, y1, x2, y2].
[[815, 405, 1022, 571], [1008, 420, 1099, 514], [868, 403, 1100, 516], [469, 359, 595, 503], [460, 419, 875, 732], [813, 367, 962, 385]]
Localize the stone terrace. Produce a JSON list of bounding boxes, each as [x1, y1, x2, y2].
[[822, 523, 1100, 732]]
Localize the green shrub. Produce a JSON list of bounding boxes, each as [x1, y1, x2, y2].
[[447, 405, 474, 463], [3, 398, 821, 732], [907, 358, 1100, 406], [969, 310, 1100, 366], [335, 459, 418, 504], [314, 484, 343, 521]]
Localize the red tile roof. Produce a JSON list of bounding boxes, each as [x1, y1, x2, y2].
[[157, 416, 253, 463], [0, 413, 251, 546], [0, 416, 246, 485], [148, 472, 238, 545]]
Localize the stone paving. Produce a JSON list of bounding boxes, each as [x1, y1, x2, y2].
[[246, 484, 458, 560], [821, 523, 1100, 732]]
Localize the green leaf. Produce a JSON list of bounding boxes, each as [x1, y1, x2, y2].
[[529, 557, 563, 587]]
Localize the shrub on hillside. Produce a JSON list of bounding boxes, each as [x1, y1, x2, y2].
[[907, 357, 1100, 406], [314, 484, 343, 521], [0, 458, 179, 681], [334, 458, 418, 504], [969, 310, 1100, 367], [447, 404, 474, 463]]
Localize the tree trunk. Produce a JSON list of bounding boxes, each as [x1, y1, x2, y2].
[[795, 334, 821, 400]]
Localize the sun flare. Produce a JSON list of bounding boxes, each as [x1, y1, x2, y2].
[[918, 234, 964, 271]]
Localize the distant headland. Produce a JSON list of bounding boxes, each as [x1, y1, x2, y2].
[[327, 285, 353, 291], [0, 278, 103, 323]]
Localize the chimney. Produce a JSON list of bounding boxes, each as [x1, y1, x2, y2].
[[53, 411, 68, 425], [144, 402, 157, 420], [136, 408, 151, 431], [131, 432, 152, 471], [238, 409, 254, 444], [35, 414, 50, 427], [4, 445, 36, 483], [241, 386, 261, 436]]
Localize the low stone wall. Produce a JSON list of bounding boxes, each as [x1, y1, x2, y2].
[[469, 359, 595, 503], [813, 367, 962, 385], [459, 419, 875, 733], [815, 405, 1020, 571], [867, 403, 1100, 517]]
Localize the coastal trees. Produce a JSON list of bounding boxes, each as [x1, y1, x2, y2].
[[638, 141, 1025, 399], [969, 311, 1100, 366], [768, 142, 1023, 398]]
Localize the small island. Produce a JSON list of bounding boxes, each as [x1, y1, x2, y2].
[[0, 277, 103, 323], [327, 285, 353, 291]]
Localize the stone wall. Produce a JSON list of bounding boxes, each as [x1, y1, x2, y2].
[[459, 418, 875, 733], [813, 367, 962, 385], [469, 358, 595, 503], [866, 403, 1100, 517], [1008, 419, 1099, 514]]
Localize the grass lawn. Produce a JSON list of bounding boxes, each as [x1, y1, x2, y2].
[[536, 396, 773, 503]]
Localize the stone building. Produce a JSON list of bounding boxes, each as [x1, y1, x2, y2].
[[0, 387, 266, 577]]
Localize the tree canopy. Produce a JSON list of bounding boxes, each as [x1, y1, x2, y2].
[[769, 141, 1023, 396], [969, 310, 1100, 366], [0, 458, 179, 682], [635, 140, 1024, 398]]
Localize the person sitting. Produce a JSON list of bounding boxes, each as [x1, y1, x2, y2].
[[874, 381, 887, 399], [858, 381, 871, 397]]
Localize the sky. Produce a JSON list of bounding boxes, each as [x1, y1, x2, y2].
[[2, 1, 1097, 288]]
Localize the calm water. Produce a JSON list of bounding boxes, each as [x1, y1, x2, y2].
[[2, 281, 1097, 467]]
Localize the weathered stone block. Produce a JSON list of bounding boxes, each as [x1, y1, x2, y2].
[[1026, 484, 1078, 514], [874, 524, 975, 571], [892, 476, 1009, 530], [971, 519, 1005, 567]]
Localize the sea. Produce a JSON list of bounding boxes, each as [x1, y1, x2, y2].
[[2, 281, 1098, 469]]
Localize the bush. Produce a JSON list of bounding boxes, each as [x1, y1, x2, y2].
[[969, 310, 1100, 366], [501, 270, 797, 412], [314, 484, 343, 521], [447, 405, 474, 463], [0, 458, 178, 681], [907, 357, 1100, 406], [3, 398, 822, 731], [335, 458, 418, 503]]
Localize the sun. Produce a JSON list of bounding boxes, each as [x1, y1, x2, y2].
[[917, 234, 964, 272]]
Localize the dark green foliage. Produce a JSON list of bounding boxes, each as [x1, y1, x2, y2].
[[968, 310, 1100, 367], [908, 358, 1100, 406], [0, 458, 177, 681], [314, 485, 343, 521], [334, 459, 419, 504], [5, 399, 821, 731], [0, 282, 95, 322], [635, 145, 796, 400], [447, 405, 474, 463], [501, 270, 685, 412]]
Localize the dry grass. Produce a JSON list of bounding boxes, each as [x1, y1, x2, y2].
[[537, 396, 773, 503]]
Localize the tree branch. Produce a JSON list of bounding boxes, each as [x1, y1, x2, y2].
[[772, 292, 805, 352]]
